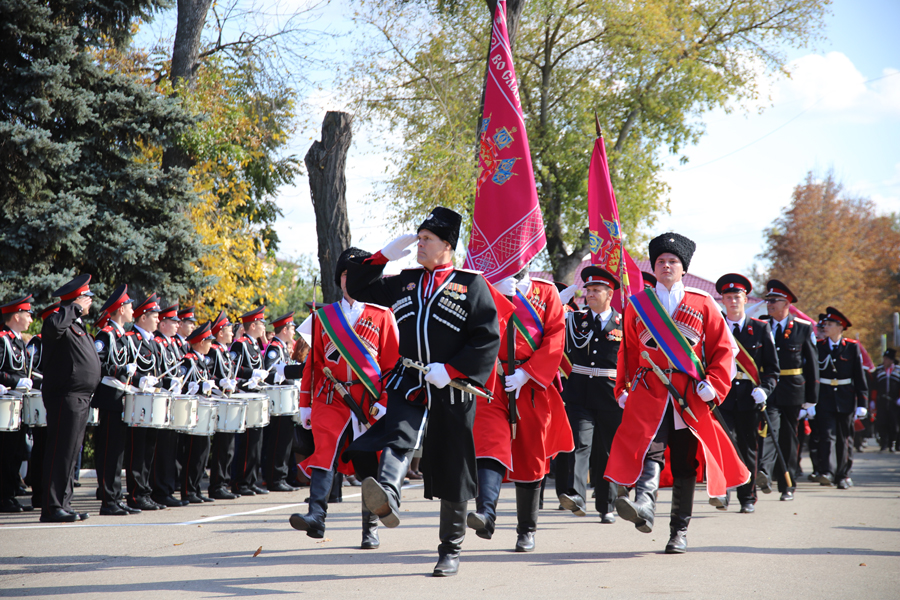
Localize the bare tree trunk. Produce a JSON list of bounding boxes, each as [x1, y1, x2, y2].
[[163, 0, 214, 173], [306, 111, 353, 304]]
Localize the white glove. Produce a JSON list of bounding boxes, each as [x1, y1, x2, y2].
[[855, 406, 867, 419], [225, 378, 238, 393], [424, 363, 451, 389], [274, 363, 286, 385], [805, 403, 816, 419], [503, 369, 530, 399], [798, 408, 808, 420], [251, 368, 268, 381], [298, 407, 312, 430], [0, 384, 8, 396], [125, 364, 137, 378], [186, 382, 200, 396], [139, 376, 158, 391], [218, 378, 230, 390], [696, 380, 716, 402], [558, 283, 579, 305], [371, 403, 387, 420], [245, 377, 262, 390], [16, 378, 33, 391], [494, 277, 517, 297], [202, 380, 215, 395], [350, 413, 368, 439], [381, 233, 418, 261], [617, 392, 628, 410], [751, 388, 767, 405], [167, 377, 182, 393]]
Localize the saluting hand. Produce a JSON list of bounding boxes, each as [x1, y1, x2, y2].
[[381, 233, 418, 261]]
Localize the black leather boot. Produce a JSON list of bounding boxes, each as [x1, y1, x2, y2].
[[515, 482, 540, 552], [665, 477, 695, 554], [466, 463, 504, 540], [288, 467, 334, 538], [433, 499, 467, 577], [361, 447, 410, 528], [361, 509, 380, 549], [615, 459, 661, 533]]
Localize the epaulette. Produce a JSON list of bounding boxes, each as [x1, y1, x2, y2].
[[125, 331, 137, 337], [0, 330, 10, 339], [844, 338, 859, 344], [234, 336, 249, 344], [454, 268, 481, 274], [684, 286, 712, 298], [531, 277, 555, 286], [794, 317, 811, 325], [749, 317, 768, 324], [101, 325, 113, 333], [184, 352, 197, 360], [363, 303, 390, 314], [269, 337, 284, 348]]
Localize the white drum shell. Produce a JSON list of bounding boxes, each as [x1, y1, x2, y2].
[[235, 393, 269, 428], [22, 392, 47, 427], [263, 385, 299, 416], [216, 399, 247, 433], [0, 396, 22, 431], [170, 395, 200, 431], [128, 392, 171, 428], [190, 400, 218, 436]]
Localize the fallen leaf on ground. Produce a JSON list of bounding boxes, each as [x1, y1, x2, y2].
[[174, 542, 184, 546], [316, 538, 332, 544], [253, 546, 262, 558], [859, 563, 866, 567]]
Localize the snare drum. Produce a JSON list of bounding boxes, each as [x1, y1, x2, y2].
[[170, 395, 200, 431], [86, 407, 100, 427], [127, 392, 171, 428], [190, 399, 218, 436], [0, 396, 22, 431], [216, 399, 247, 433], [22, 391, 47, 427], [263, 385, 299, 416], [234, 393, 269, 428]]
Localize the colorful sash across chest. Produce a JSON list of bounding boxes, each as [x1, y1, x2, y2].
[[513, 289, 544, 351], [630, 289, 706, 381], [734, 338, 760, 386], [317, 303, 382, 399]]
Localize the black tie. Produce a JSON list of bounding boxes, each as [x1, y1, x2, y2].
[[732, 324, 740, 337], [776, 323, 783, 340], [595, 315, 603, 330]]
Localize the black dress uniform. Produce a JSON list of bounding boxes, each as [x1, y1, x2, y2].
[[873, 350, 900, 452], [718, 316, 779, 510], [206, 317, 240, 499], [556, 267, 623, 520], [758, 281, 818, 499], [177, 322, 216, 503], [262, 316, 304, 491], [345, 206, 500, 577], [150, 315, 188, 507], [25, 304, 56, 510], [230, 309, 268, 495], [40, 275, 102, 522], [815, 308, 868, 488], [0, 296, 34, 513]]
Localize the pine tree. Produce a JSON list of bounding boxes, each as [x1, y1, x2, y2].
[[0, 0, 210, 306]]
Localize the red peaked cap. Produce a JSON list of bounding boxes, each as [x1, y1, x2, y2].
[[133, 293, 161, 319], [186, 321, 213, 343], [211, 311, 230, 335], [39, 302, 61, 320], [53, 274, 94, 301], [581, 266, 620, 290], [764, 279, 798, 304], [240, 306, 265, 325], [822, 306, 851, 329], [1, 295, 33, 314], [716, 273, 752, 295], [158, 304, 180, 321], [177, 306, 197, 322]]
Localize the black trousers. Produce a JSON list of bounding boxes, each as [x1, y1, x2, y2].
[[233, 427, 263, 489], [0, 429, 25, 504], [150, 429, 180, 499], [646, 403, 699, 478], [29, 426, 47, 507], [95, 409, 127, 504], [817, 410, 854, 480], [41, 393, 91, 514], [209, 432, 235, 492], [554, 451, 573, 500], [125, 426, 157, 501], [718, 407, 760, 504], [562, 401, 622, 514], [759, 404, 800, 493], [263, 415, 295, 486], [178, 433, 211, 498]]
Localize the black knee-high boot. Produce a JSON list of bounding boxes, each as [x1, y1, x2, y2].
[[288, 467, 334, 538], [615, 459, 661, 533], [361, 508, 380, 549], [665, 477, 695, 554], [361, 447, 410, 528], [433, 499, 467, 577], [515, 482, 541, 552], [466, 460, 504, 540]]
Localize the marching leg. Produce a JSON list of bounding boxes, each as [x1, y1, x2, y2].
[[466, 458, 504, 540], [361, 447, 410, 528], [665, 477, 695, 554], [514, 481, 540, 552], [288, 466, 334, 538], [615, 459, 661, 533], [433, 498, 467, 577]]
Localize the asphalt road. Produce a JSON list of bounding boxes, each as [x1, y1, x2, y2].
[[1, 448, 898, 599]]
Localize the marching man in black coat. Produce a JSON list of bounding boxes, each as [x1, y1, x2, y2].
[[815, 307, 868, 489], [344, 207, 500, 577], [715, 274, 780, 513]]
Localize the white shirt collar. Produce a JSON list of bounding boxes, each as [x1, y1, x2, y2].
[[341, 298, 366, 328], [726, 315, 746, 331], [829, 337, 842, 349], [775, 315, 790, 330], [111, 320, 125, 334], [133, 324, 152, 339], [591, 308, 613, 326], [655, 281, 685, 316]]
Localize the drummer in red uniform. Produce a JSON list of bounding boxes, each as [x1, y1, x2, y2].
[[608, 233, 748, 553], [289, 247, 400, 549]]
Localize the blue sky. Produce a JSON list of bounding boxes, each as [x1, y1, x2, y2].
[[139, 0, 900, 283]]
